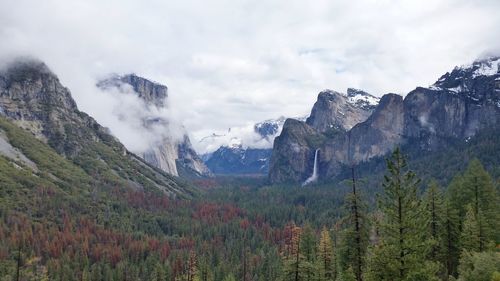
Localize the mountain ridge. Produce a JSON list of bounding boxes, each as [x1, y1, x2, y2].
[[0, 58, 194, 197], [97, 74, 212, 178], [269, 56, 500, 184]]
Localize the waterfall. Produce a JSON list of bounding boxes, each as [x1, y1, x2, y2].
[[302, 149, 319, 186]]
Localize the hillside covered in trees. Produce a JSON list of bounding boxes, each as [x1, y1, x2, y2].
[[0, 122, 499, 281]]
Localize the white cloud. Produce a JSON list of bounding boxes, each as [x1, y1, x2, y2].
[[1, 0, 499, 153]]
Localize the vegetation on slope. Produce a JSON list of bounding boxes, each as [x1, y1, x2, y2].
[[0, 116, 498, 280]]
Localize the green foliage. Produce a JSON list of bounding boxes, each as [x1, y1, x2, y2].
[[460, 205, 482, 252], [337, 174, 369, 281], [364, 148, 439, 281], [441, 198, 461, 278], [0, 115, 498, 281], [449, 159, 500, 249], [456, 251, 500, 281]]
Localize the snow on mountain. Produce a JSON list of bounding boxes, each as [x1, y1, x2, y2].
[[346, 88, 380, 109], [430, 56, 500, 89], [424, 56, 500, 108], [198, 116, 307, 154], [200, 116, 307, 175]]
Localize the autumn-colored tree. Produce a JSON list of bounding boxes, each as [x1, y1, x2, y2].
[[316, 227, 335, 281]]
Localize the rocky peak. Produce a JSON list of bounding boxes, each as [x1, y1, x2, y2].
[[0, 58, 102, 155], [269, 119, 325, 183], [430, 57, 500, 104], [0, 58, 188, 195], [346, 88, 380, 110], [98, 73, 212, 178], [269, 56, 500, 184], [254, 116, 286, 139], [97, 74, 168, 108], [306, 89, 377, 132], [0, 58, 78, 115]]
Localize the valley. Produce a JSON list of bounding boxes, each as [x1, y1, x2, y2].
[[0, 56, 498, 281]]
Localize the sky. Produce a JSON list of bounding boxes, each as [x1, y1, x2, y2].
[[1, 0, 500, 153]]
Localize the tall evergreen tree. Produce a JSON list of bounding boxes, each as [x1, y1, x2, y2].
[[338, 168, 369, 281], [423, 181, 450, 279], [282, 225, 315, 281], [442, 198, 460, 278], [460, 205, 481, 253], [423, 180, 444, 261], [364, 148, 439, 281], [448, 159, 499, 249], [316, 227, 335, 281]]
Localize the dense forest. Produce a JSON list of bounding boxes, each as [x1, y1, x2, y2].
[[0, 139, 499, 281], [0, 106, 499, 281]]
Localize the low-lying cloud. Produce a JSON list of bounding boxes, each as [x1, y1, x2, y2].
[[1, 0, 499, 154], [92, 80, 186, 153]]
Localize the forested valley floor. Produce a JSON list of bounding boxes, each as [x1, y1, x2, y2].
[[0, 148, 499, 281]]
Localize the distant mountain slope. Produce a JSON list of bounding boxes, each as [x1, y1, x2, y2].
[[0, 58, 194, 197], [270, 56, 500, 184], [202, 117, 306, 175], [97, 74, 212, 178], [205, 146, 272, 175]]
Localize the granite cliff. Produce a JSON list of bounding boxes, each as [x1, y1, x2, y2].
[[270, 57, 500, 183], [0, 58, 192, 196], [98, 74, 212, 178]]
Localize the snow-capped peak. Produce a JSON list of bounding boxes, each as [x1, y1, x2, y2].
[[471, 57, 500, 78], [429, 56, 500, 92], [346, 88, 380, 108], [450, 56, 500, 78]]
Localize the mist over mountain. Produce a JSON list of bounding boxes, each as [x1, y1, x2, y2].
[[270, 56, 500, 184], [1, 1, 500, 280], [97, 74, 211, 178], [0, 58, 193, 195], [201, 116, 306, 175]]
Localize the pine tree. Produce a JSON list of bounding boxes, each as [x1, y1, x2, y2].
[[300, 224, 317, 281], [282, 225, 315, 281], [316, 227, 335, 281], [423, 180, 444, 261], [448, 159, 499, 250], [422, 180, 457, 279], [364, 148, 439, 281], [460, 205, 481, 252], [338, 168, 369, 281], [442, 198, 460, 278], [340, 267, 357, 281]]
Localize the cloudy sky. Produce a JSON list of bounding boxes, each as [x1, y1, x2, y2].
[[1, 0, 500, 153]]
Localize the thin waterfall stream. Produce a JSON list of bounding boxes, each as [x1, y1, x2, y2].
[[302, 149, 319, 186]]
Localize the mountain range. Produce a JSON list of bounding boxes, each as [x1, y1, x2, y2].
[[0, 58, 196, 197], [201, 116, 306, 175], [270, 56, 500, 184], [97, 74, 212, 178]]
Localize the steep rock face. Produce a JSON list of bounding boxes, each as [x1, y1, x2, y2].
[[306, 89, 378, 132], [201, 116, 305, 175], [0, 58, 188, 196], [98, 74, 212, 178], [176, 135, 212, 178], [97, 74, 167, 107], [269, 56, 500, 184], [0, 60, 109, 156], [404, 57, 500, 150], [269, 88, 380, 182], [269, 119, 325, 183], [320, 94, 404, 178]]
